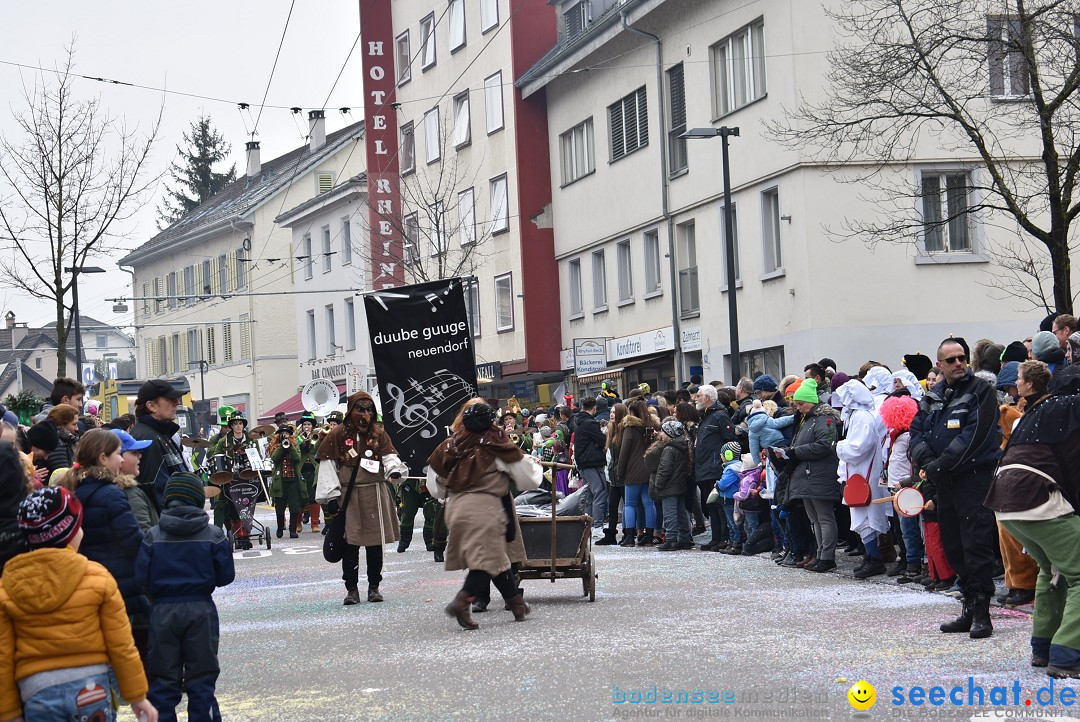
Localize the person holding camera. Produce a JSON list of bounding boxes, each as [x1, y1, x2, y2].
[[269, 426, 305, 539]]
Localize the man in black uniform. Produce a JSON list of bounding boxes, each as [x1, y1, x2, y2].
[[911, 338, 1002, 639]]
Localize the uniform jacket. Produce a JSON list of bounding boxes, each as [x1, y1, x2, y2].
[[787, 403, 843, 502], [652, 435, 689, 498], [572, 411, 607, 469], [695, 403, 737, 483], [75, 473, 145, 613], [910, 370, 1002, 481], [616, 416, 650, 487], [270, 442, 306, 502], [0, 548, 148, 718], [136, 505, 235, 602]]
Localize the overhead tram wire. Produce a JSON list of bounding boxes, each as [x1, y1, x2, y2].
[[251, 0, 297, 136]]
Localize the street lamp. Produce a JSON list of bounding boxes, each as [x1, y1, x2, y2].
[[679, 126, 741, 379], [188, 360, 210, 401], [63, 265, 107, 376]]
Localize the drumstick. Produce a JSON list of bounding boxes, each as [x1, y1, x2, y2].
[[871, 497, 896, 504]]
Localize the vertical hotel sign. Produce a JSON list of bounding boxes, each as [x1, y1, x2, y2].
[[360, 0, 404, 289]]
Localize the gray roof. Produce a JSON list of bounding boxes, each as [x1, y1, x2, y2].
[[274, 173, 367, 226], [119, 121, 365, 266]]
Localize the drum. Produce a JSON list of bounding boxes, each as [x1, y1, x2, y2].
[[204, 485, 222, 498], [209, 455, 233, 485], [893, 487, 925, 517]]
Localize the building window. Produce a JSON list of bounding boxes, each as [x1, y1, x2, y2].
[[424, 107, 441, 164], [592, 249, 607, 311], [494, 273, 513, 332], [761, 188, 782, 274], [345, 298, 356, 351], [643, 229, 662, 296], [616, 239, 633, 303], [464, 278, 481, 337], [921, 171, 972, 253], [34, 356, 42, 370], [341, 218, 352, 265], [721, 203, 741, 288], [560, 118, 594, 185], [306, 311, 316, 360], [711, 18, 767, 118], [396, 31, 411, 86], [678, 221, 698, 317], [449, 0, 466, 52], [458, 188, 476, 245], [489, 174, 508, 234], [206, 326, 216, 365], [202, 259, 212, 295], [322, 226, 333, 273], [568, 259, 583, 316], [734, 345, 786, 384], [484, 72, 504, 134], [400, 122, 415, 174], [609, 87, 648, 161], [218, 254, 227, 294], [325, 305, 337, 356], [96, 333, 108, 349], [186, 329, 199, 367], [564, 1, 589, 42], [236, 248, 246, 289], [239, 313, 250, 360], [453, 91, 471, 148], [420, 13, 436, 70], [404, 213, 420, 265], [667, 63, 687, 175], [988, 17, 1030, 98], [316, 172, 334, 194], [167, 272, 178, 310], [429, 202, 447, 255], [302, 234, 313, 280], [481, 0, 499, 32], [222, 319, 233, 362]]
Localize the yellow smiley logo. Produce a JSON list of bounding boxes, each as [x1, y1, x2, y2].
[[848, 680, 876, 711]]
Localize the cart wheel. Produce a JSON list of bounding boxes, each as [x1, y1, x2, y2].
[[227, 529, 236, 551], [265, 530, 271, 550], [587, 548, 596, 602]]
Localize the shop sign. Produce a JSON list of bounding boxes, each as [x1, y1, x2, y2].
[[607, 326, 674, 361], [573, 338, 607, 375], [681, 326, 702, 352]]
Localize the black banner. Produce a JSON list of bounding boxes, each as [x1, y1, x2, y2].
[[364, 278, 478, 475]]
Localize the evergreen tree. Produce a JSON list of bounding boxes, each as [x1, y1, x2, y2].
[[157, 115, 236, 228]]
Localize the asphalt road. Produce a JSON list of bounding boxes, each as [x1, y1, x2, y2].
[[124, 508, 1076, 721]]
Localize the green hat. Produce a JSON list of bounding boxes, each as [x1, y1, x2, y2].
[[228, 412, 248, 427], [299, 412, 316, 425], [164, 472, 206, 508], [217, 405, 237, 425], [793, 379, 820, 404]]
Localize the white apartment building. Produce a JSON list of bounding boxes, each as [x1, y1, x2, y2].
[[520, 0, 1043, 392], [119, 114, 365, 419], [275, 174, 374, 416], [384, 0, 564, 404]]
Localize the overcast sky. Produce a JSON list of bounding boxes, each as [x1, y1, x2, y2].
[[0, 0, 364, 334]]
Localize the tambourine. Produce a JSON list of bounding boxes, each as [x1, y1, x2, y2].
[[872, 487, 925, 517]]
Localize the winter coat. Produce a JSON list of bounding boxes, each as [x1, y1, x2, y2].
[[117, 476, 159, 532], [910, 370, 1002, 482], [270, 442, 307, 502], [44, 425, 77, 474], [695, 403, 737, 483], [616, 416, 650, 487], [746, 409, 795, 461], [644, 441, 664, 499], [131, 414, 186, 511], [787, 403, 842, 502], [717, 460, 742, 496], [0, 547, 148, 718], [75, 472, 146, 614], [438, 455, 542, 575], [886, 432, 913, 489], [607, 441, 622, 488], [136, 505, 235, 602], [572, 411, 606, 468], [0, 473, 26, 576], [652, 435, 689, 498]]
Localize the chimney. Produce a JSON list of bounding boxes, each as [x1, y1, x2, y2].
[[246, 141, 261, 178], [4, 311, 13, 329], [308, 110, 326, 152]]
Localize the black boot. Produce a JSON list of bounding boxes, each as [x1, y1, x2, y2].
[[854, 556, 886, 579], [969, 594, 993, 639], [343, 587, 360, 606], [397, 527, 413, 553], [637, 528, 658, 546], [367, 584, 384, 603], [596, 528, 619, 546], [434, 546, 445, 563], [941, 597, 974, 633], [619, 528, 638, 547], [886, 560, 907, 577]]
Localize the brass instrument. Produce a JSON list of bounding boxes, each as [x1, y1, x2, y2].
[[281, 437, 292, 450]]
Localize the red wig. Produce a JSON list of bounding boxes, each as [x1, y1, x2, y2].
[[879, 395, 918, 433]]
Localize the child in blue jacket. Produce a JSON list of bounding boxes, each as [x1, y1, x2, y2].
[[714, 442, 745, 553], [136, 472, 234, 722]]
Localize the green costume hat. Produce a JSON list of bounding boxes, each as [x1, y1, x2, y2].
[[793, 379, 820, 405], [217, 405, 237, 426], [228, 412, 248, 428], [299, 411, 316, 425]]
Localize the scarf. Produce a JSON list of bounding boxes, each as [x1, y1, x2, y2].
[[427, 428, 523, 493]]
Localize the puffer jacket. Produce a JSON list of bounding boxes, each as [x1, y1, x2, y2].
[[616, 416, 650, 487], [652, 435, 689, 498], [572, 411, 606, 469], [746, 409, 795, 461], [75, 472, 146, 614], [695, 403, 737, 483], [787, 403, 842, 501], [0, 547, 148, 718], [136, 505, 234, 602]]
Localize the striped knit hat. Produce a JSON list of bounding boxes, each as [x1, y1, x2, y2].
[[164, 472, 206, 508], [18, 487, 83, 549]]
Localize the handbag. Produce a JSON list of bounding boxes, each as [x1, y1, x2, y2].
[[843, 458, 873, 508], [323, 462, 361, 563]]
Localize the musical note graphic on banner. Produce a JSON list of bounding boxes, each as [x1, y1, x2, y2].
[[386, 370, 476, 445]]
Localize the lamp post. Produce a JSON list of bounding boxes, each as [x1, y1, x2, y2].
[[63, 265, 107, 377], [188, 360, 209, 401], [679, 127, 740, 379]]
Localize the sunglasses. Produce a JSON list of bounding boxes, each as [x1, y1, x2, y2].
[[940, 355, 967, 366]]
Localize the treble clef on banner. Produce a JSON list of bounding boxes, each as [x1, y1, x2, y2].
[[386, 382, 439, 439]]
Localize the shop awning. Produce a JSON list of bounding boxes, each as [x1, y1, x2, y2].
[[620, 352, 673, 370], [576, 367, 626, 382], [257, 383, 346, 422]]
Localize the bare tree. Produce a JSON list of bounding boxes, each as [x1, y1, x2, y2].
[[353, 116, 499, 285], [0, 45, 161, 375], [768, 0, 1080, 314]]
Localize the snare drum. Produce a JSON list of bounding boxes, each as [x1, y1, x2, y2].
[[209, 455, 233, 485], [893, 487, 925, 517]]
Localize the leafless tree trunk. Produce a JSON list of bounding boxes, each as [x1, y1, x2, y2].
[[768, 0, 1080, 314], [0, 44, 161, 374]]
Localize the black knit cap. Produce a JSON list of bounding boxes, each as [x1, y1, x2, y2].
[[26, 421, 59, 453], [462, 402, 497, 433], [1001, 341, 1029, 365]]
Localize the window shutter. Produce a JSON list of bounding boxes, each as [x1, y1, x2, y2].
[[317, 173, 334, 193], [566, 2, 586, 42], [636, 88, 649, 146], [227, 251, 237, 292], [240, 314, 251, 360], [166, 337, 174, 374], [610, 104, 625, 160], [193, 264, 202, 301], [209, 257, 218, 294], [669, 64, 686, 128], [988, 18, 1005, 96], [179, 333, 188, 370]]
